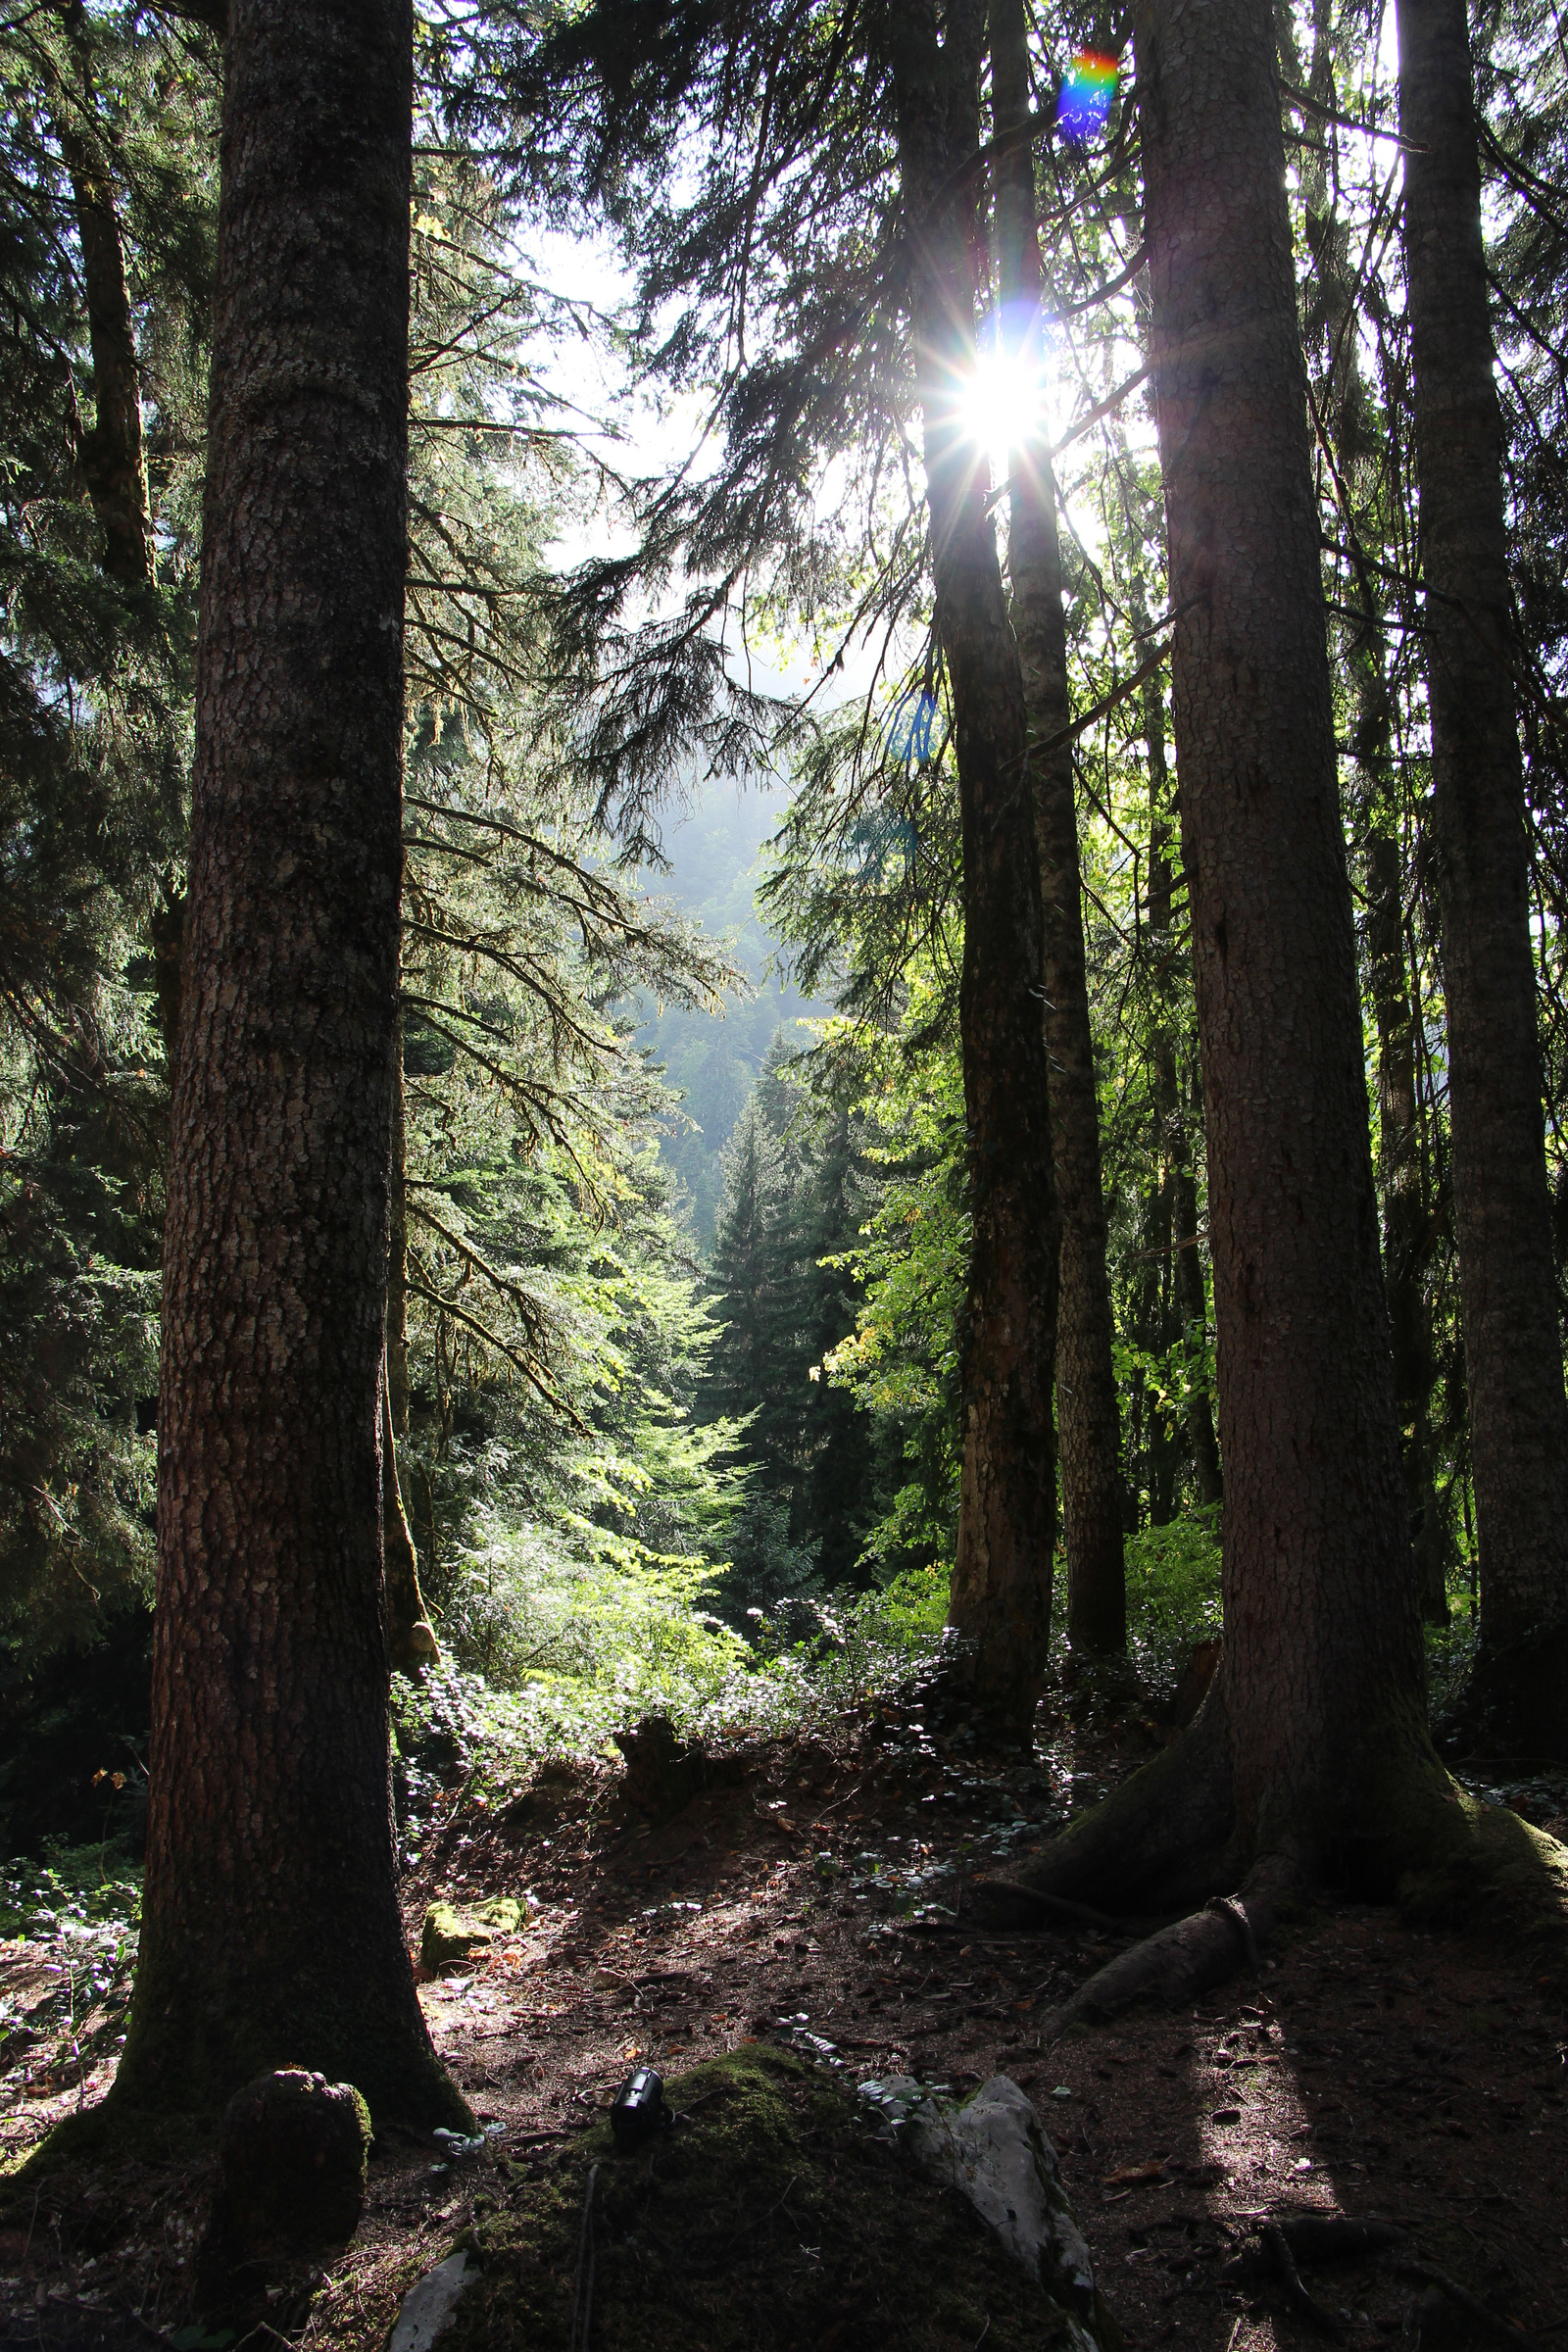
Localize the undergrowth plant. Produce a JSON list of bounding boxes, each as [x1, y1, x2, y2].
[[397, 1512, 1230, 1790]]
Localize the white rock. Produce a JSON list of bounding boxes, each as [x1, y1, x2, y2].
[[387, 2251, 473, 2352], [906, 2075, 1103, 2344]]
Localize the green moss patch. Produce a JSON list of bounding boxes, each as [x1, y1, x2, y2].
[[420, 1898, 521, 1972], [449, 2046, 1095, 2352]]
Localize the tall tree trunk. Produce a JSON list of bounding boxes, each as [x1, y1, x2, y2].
[[1142, 647, 1221, 1520], [48, 3, 151, 586], [992, 0, 1126, 1654], [1173, 1078, 1222, 1511], [114, 0, 468, 2129], [1131, 1137, 1178, 1526], [1396, 0, 1568, 1663], [385, 1015, 439, 1670], [1139, 743, 1178, 1533], [1134, 0, 1422, 1851], [883, 0, 1060, 1734], [1002, 0, 1566, 1953], [1137, 599, 1222, 1515], [1354, 638, 1448, 1623], [1289, 0, 1446, 1628]]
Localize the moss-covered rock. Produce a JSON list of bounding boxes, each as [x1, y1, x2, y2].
[[420, 1896, 521, 1973], [446, 2045, 1120, 2352], [212, 2068, 370, 2256]]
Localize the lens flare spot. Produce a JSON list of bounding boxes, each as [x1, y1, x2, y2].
[[1057, 50, 1119, 145]]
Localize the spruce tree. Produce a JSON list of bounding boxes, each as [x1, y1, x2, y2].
[[1003, 0, 1494, 1941], [0, 2, 212, 1651], [993, 0, 1126, 1653], [797, 1098, 876, 1587], [1398, 0, 1568, 1729], [705, 1092, 801, 1486], [113, 0, 468, 2128]]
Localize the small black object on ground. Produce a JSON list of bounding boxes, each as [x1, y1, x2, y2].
[[609, 2068, 670, 2154]]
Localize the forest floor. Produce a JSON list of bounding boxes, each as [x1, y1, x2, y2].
[[0, 1680, 1565, 2351]]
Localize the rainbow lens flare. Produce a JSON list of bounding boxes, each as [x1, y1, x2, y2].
[[1057, 51, 1119, 145]]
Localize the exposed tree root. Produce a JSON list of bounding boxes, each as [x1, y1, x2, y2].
[[1009, 1699, 1238, 1917], [1395, 2264, 1544, 2352], [1036, 1846, 1305, 2038], [958, 1884, 1172, 1936], [1229, 2217, 1401, 2275], [978, 1690, 1568, 2039], [1212, 2215, 1408, 2340], [1261, 2221, 1342, 2339]]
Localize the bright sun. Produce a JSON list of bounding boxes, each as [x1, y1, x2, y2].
[[961, 335, 1052, 485]]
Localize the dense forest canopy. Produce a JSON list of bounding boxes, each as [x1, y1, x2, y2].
[[5, 0, 1560, 1664], [0, 0, 1566, 2195], [0, 0, 1562, 1675]]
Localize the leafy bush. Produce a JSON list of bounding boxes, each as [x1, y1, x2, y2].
[[1424, 1610, 1481, 1720], [411, 1506, 1231, 1788], [0, 1845, 141, 1939], [392, 1544, 955, 1785], [1118, 1511, 1223, 1692]]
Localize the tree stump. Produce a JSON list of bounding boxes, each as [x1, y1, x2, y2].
[[612, 1715, 747, 1821], [614, 1716, 705, 1817], [213, 2068, 370, 2258]]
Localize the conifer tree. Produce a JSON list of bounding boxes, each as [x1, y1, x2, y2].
[[996, 0, 1524, 1958], [797, 1097, 876, 1587], [874, 0, 1059, 1730], [705, 1092, 800, 1480], [496, 0, 1061, 1730], [993, 0, 1126, 1653], [114, 0, 469, 2128], [0, 2, 213, 1651], [1398, 0, 1568, 1726], [1134, 0, 1417, 1858]]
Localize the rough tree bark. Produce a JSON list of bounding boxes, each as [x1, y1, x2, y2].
[[1133, 0, 1423, 1858], [993, 0, 1126, 1654], [1138, 738, 1182, 1529], [1129, 1138, 1178, 1532], [48, 1, 152, 586], [882, 0, 1061, 1733], [111, 0, 469, 2129], [1397, 0, 1568, 1724], [979, 0, 1559, 1966]]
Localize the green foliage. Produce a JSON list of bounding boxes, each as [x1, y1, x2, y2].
[[1424, 1612, 1483, 1723], [698, 1029, 886, 1604], [0, 1848, 141, 1940], [10, 0, 1564, 1784], [400, 1135, 760, 1715], [0, 4, 214, 1653], [389, 1558, 954, 1786], [0, 1846, 140, 2120], [0, 1161, 159, 1653], [1117, 1513, 1223, 1690], [811, 1000, 965, 1582], [712, 1491, 824, 1638]]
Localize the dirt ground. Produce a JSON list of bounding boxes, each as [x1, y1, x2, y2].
[[0, 1688, 1564, 2350]]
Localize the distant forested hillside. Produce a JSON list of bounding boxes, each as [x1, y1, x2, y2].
[[639, 782, 828, 1248]]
